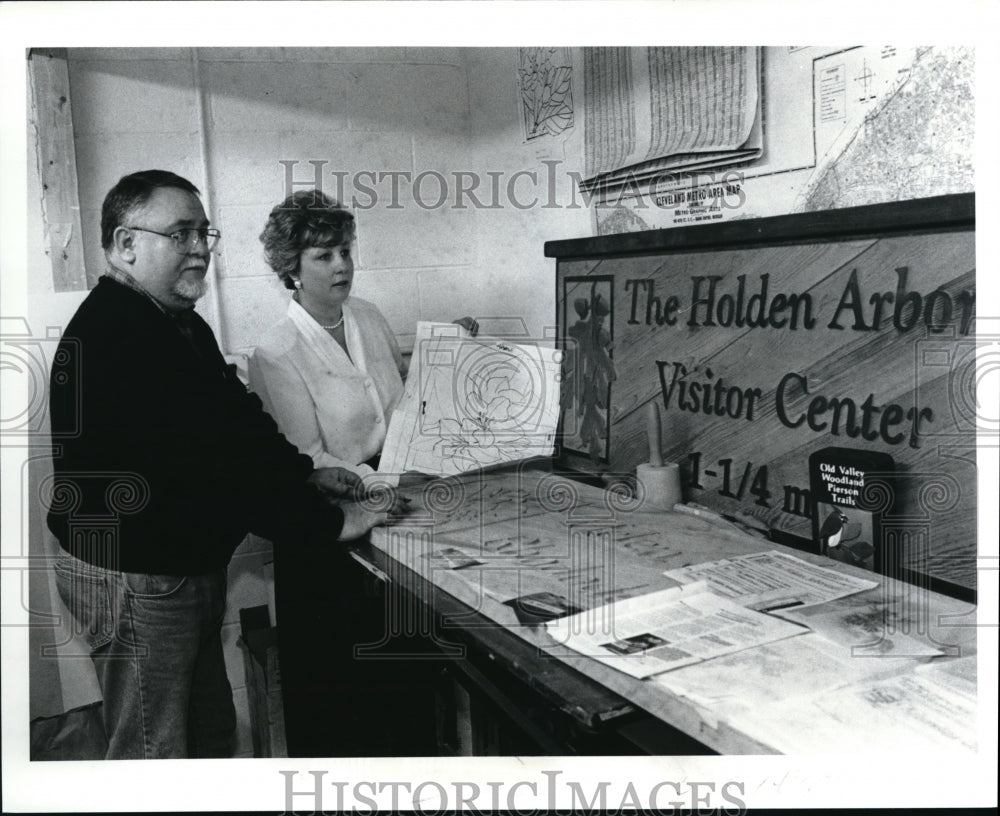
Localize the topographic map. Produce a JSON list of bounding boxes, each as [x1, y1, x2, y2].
[[800, 46, 974, 210], [594, 45, 974, 234]]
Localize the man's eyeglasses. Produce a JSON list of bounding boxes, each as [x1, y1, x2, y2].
[[127, 226, 222, 253]]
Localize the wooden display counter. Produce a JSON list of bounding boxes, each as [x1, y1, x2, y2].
[[359, 464, 977, 755]]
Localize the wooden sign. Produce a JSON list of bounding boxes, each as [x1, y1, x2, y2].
[[549, 194, 976, 598]]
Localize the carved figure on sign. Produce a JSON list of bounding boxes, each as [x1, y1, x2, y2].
[[562, 281, 616, 463]]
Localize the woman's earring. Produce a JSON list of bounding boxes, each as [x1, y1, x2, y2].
[[293, 279, 302, 289]]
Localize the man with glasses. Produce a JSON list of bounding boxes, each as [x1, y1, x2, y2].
[[46, 170, 397, 759]]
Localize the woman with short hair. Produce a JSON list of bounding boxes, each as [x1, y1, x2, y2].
[[250, 190, 406, 477], [250, 189, 475, 477]]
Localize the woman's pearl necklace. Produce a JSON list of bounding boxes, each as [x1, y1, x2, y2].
[[293, 291, 344, 331]]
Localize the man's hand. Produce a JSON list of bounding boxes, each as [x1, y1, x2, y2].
[[336, 495, 411, 541], [308, 467, 361, 501], [452, 316, 479, 336]]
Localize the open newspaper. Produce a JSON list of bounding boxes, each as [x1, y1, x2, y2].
[[545, 582, 806, 679], [379, 322, 561, 478]]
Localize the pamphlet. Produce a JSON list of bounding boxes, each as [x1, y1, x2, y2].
[[809, 447, 895, 572]]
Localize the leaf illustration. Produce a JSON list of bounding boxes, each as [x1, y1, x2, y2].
[[551, 66, 572, 99]]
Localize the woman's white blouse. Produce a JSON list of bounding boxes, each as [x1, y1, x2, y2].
[[248, 297, 405, 476]]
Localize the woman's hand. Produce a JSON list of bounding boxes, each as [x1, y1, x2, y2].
[[452, 316, 479, 336]]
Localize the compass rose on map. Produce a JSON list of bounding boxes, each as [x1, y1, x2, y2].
[[853, 59, 876, 102]]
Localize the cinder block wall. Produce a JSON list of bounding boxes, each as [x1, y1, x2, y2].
[[55, 46, 589, 753]]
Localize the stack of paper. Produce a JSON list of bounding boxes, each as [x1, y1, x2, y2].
[[582, 46, 763, 195]]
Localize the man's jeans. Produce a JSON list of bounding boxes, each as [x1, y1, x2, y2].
[[54, 552, 237, 759]]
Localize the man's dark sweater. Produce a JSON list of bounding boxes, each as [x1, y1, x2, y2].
[[47, 277, 344, 574]]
